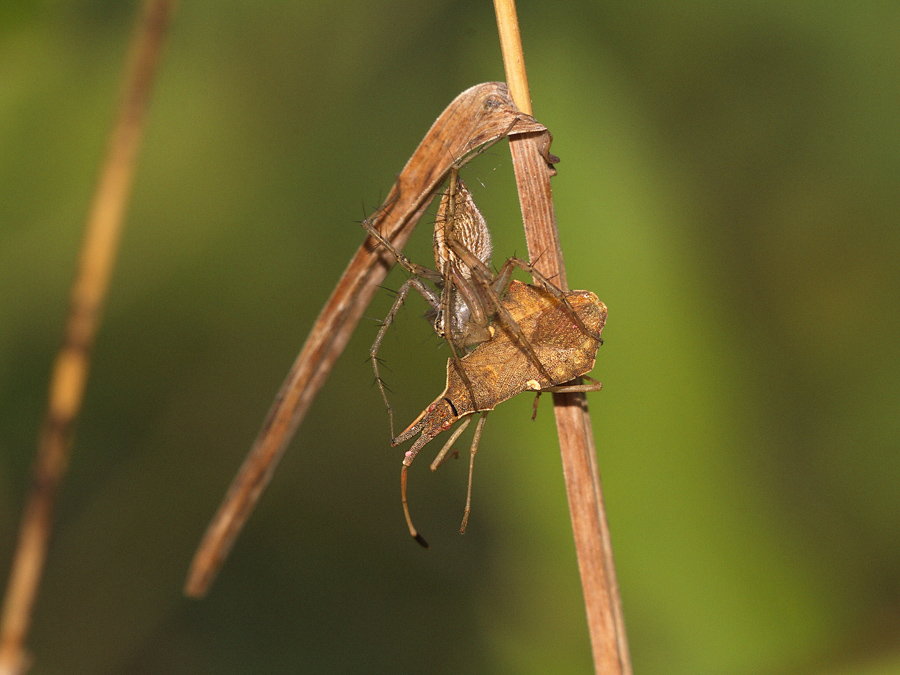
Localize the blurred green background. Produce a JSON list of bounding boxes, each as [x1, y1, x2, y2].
[[2, 1, 899, 673]]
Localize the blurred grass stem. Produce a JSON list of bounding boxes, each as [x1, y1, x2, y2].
[[493, 1, 632, 672], [0, 2, 174, 673]]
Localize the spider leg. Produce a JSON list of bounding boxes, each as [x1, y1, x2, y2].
[[370, 278, 440, 437]]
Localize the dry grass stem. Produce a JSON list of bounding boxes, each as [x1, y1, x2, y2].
[[493, 0, 632, 672], [0, 2, 174, 673], [493, 0, 533, 115], [185, 83, 547, 597]]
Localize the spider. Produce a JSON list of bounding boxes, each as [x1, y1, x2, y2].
[[363, 167, 600, 437]]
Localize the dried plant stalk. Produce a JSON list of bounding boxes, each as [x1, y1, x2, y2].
[[0, 3, 174, 674], [493, 0, 632, 672], [185, 82, 547, 597]]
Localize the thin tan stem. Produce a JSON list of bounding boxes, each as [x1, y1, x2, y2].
[[493, 2, 632, 673], [493, 0, 532, 116], [0, 3, 174, 673]]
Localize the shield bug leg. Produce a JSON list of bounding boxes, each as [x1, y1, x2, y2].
[[531, 376, 603, 420], [459, 411, 489, 534], [542, 374, 603, 394], [531, 392, 541, 421], [408, 407, 490, 539], [429, 416, 472, 471]]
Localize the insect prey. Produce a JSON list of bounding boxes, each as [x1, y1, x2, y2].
[[393, 280, 607, 546]]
